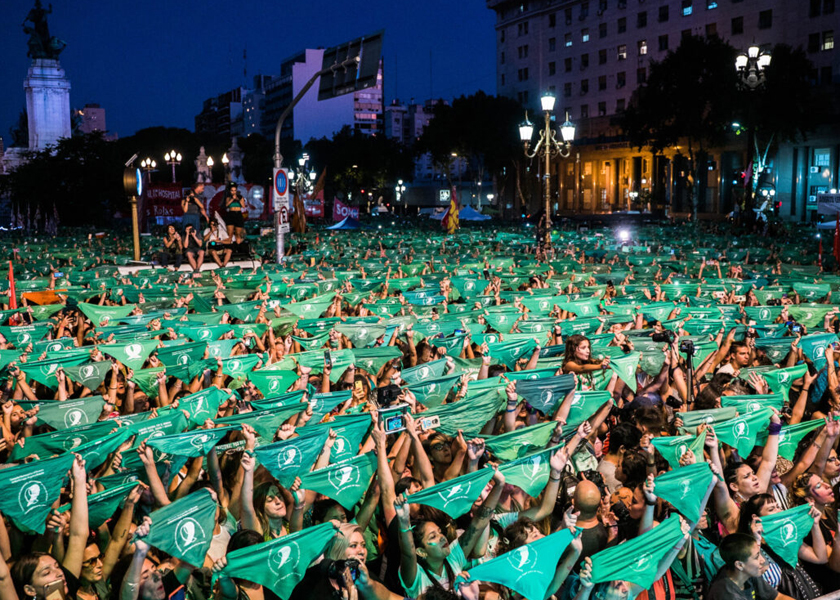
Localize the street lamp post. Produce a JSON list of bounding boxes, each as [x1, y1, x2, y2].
[[395, 179, 406, 213], [164, 150, 182, 184], [221, 153, 230, 183], [735, 45, 771, 220], [519, 92, 575, 254], [206, 156, 214, 183], [140, 157, 156, 182], [735, 44, 771, 91]]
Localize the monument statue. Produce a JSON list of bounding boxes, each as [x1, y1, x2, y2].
[[195, 146, 211, 183], [22, 0, 72, 149], [22, 1, 66, 59]]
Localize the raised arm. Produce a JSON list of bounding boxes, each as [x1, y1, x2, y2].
[[459, 468, 505, 558]]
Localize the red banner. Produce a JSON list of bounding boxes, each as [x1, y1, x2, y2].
[[302, 192, 324, 218], [144, 184, 186, 219], [333, 198, 359, 221]]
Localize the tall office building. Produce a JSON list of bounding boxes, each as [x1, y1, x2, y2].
[[261, 49, 384, 146], [487, 0, 840, 219]]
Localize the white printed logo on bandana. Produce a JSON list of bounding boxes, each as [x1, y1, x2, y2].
[[507, 544, 541, 578], [329, 464, 360, 490], [19, 480, 48, 513], [634, 553, 654, 572], [279, 447, 302, 471], [269, 542, 300, 578], [190, 433, 211, 450], [438, 482, 471, 509], [779, 520, 798, 546], [174, 518, 206, 554], [64, 409, 86, 428], [733, 421, 749, 441], [125, 344, 143, 362]]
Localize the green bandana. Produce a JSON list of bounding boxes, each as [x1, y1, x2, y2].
[[77, 302, 137, 326], [405, 468, 495, 518], [102, 340, 159, 370], [254, 429, 331, 487], [760, 504, 813, 567], [178, 387, 228, 426], [761, 364, 808, 397], [214, 522, 338, 600], [282, 295, 336, 318], [460, 529, 575, 600], [124, 411, 189, 447], [422, 388, 505, 437], [0, 323, 52, 347], [487, 338, 538, 369], [19, 354, 89, 389], [653, 462, 714, 522], [10, 420, 116, 462], [401, 359, 449, 384], [177, 324, 232, 342], [299, 452, 376, 509], [498, 446, 558, 497], [714, 408, 774, 457], [303, 413, 372, 462], [483, 421, 558, 461], [651, 433, 707, 470], [129, 367, 166, 398], [406, 373, 463, 408], [590, 514, 685, 589], [744, 306, 783, 324], [146, 426, 235, 458], [59, 481, 139, 529], [219, 354, 261, 379], [248, 369, 301, 397], [791, 283, 831, 301], [64, 361, 112, 391], [155, 341, 208, 368], [215, 405, 306, 440], [566, 391, 612, 432], [515, 374, 576, 414], [74, 427, 131, 471], [679, 407, 738, 431], [604, 352, 641, 392], [786, 306, 835, 329], [290, 331, 329, 352], [0, 453, 74, 533], [143, 489, 218, 567], [36, 396, 106, 430], [797, 333, 838, 371], [308, 391, 352, 424], [335, 323, 387, 348], [352, 346, 402, 374], [755, 418, 826, 461], [721, 393, 785, 415]]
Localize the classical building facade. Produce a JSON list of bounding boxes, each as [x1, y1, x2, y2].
[[487, 0, 840, 219]]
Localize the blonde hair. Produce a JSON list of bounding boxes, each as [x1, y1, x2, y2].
[[326, 523, 364, 561]]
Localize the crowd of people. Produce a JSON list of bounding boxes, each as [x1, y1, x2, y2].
[[0, 223, 836, 600]]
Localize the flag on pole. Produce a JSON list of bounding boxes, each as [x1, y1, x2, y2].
[[442, 186, 459, 234], [8, 262, 17, 310]]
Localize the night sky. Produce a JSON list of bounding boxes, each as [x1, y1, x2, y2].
[[0, 0, 497, 141]]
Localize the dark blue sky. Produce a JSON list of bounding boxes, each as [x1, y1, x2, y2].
[[1, 0, 497, 141]]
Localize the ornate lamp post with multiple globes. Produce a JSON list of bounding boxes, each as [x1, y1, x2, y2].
[[519, 92, 575, 253]]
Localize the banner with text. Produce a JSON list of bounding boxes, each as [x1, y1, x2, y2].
[[333, 198, 359, 221]]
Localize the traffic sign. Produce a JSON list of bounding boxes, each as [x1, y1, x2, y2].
[[273, 168, 289, 210], [278, 205, 290, 234]]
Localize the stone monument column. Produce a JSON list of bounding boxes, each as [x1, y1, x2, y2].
[[25, 58, 71, 149]]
